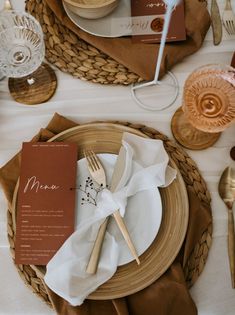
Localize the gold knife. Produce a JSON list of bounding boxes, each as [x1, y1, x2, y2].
[[211, 0, 222, 45]]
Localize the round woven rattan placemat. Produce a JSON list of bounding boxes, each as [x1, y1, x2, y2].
[[7, 121, 212, 307], [25, 0, 142, 85]]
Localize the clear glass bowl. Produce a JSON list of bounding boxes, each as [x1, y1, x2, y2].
[[0, 10, 45, 78]]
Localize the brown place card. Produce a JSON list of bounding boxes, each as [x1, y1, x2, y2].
[[131, 0, 186, 43], [15, 142, 78, 265]]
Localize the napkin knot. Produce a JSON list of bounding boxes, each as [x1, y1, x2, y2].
[[96, 188, 127, 218]]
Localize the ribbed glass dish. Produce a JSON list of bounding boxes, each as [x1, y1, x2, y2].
[[183, 64, 235, 133]]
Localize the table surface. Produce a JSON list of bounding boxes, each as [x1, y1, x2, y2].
[[0, 0, 235, 314]]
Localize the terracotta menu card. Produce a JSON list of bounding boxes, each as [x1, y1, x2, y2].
[[131, 0, 186, 43], [15, 142, 78, 265]]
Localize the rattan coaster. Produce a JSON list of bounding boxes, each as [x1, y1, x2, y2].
[[171, 107, 221, 150], [25, 0, 141, 85], [7, 121, 212, 307], [9, 63, 57, 105]]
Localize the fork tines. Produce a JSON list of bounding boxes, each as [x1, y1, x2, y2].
[[84, 150, 100, 171], [222, 1, 235, 35], [224, 19, 235, 34]]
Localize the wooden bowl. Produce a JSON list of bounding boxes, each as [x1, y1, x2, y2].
[[63, 0, 119, 19]]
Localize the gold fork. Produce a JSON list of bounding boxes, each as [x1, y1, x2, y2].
[[84, 150, 140, 274], [222, 0, 235, 35]]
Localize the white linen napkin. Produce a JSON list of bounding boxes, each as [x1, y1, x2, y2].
[[44, 132, 176, 306]]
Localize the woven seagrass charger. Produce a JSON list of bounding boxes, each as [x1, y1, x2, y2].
[[25, 0, 142, 85], [7, 120, 212, 307]]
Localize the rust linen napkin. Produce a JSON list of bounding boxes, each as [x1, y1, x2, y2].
[[43, 0, 210, 81], [0, 113, 212, 315]]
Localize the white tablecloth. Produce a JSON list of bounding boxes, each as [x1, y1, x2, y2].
[[0, 0, 235, 314]]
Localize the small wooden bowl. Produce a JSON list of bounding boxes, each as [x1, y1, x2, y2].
[[63, 0, 119, 19]]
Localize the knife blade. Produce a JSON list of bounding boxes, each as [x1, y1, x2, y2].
[[211, 0, 222, 45], [86, 146, 140, 274], [110, 146, 126, 193]]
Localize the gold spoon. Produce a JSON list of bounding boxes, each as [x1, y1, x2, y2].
[[218, 166, 235, 288]]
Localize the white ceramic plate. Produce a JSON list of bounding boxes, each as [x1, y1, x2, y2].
[[75, 153, 162, 266], [63, 0, 131, 38]]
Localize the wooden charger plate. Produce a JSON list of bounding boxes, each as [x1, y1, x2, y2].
[[13, 123, 189, 300]]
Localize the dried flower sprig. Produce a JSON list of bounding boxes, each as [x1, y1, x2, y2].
[[72, 177, 106, 206]]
